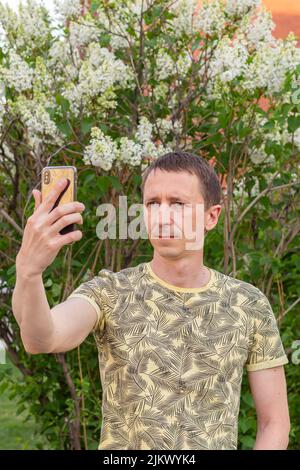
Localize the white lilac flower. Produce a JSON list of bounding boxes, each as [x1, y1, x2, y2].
[[156, 49, 191, 81], [63, 80, 119, 117], [0, 90, 5, 128], [48, 40, 71, 72], [131, 0, 146, 16], [153, 83, 169, 100], [68, 20, 99, 49], [54, 0, 82, 20], [61, 84, 82, 116], [118, 137, 142, 166], [92, 6, 110, 29], [15, 97, 63, 145], [83, 127, 117, 171], [0, 51, 33, 92], [156, 118, 182, 138], [140, 139, 171, 160], [48, 40, 81, 79], [249, 114, 297, 155], [242, 8, 275, 47], [243, 38, 300, 94], [135, 117, 172, 159], [110, 34, 129, 50], [85, 117, 171, 169], [141, 140, 159, 159], [176, 53, 192, 76], [209, 37, 248, 82], [27, 134, 44, 156], [233, 177, 245, 199], [79, 43, 130, 94], [100, 1, 167, 49], [135, 117, 153, 145], [195, 0, 227, 37], [91, 2, 140, 43], [93, 6, 129, 50], [0, 0, 50, 53], [33, 57, 54, 97], [0, 110, 3, 129], [225, 0, 261, 17], [250, 146, 275, 165], [266, 121, 290, 145], [156, 50, 175, 81], [62, 42, 132, 116], [154, 143, 172, 158], [1, 142, 14, 161], [169, 0, 198, 36], [205, 77, 227, 100], [250, 176, 260, 197], [290, 128, 300, 150]]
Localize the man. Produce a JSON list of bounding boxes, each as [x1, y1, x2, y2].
[[13, 151, 290, 450]]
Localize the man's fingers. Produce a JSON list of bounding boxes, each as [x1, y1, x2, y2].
[[47, 201, 85, 225], [52, 230, 83, 250], [49, 212, 83, 235], [42, 177, 69, 213], [32, 189, 42, 212]]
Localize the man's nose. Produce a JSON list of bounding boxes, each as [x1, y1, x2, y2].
[[158, 203, 172, 223]]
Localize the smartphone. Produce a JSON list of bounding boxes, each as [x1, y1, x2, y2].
[[41, 166, 77, 235]]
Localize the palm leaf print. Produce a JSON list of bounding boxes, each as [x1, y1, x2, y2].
[[68, 262, 288, 450]]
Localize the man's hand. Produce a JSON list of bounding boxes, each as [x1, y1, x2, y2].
[[16, 177, 85, 278]]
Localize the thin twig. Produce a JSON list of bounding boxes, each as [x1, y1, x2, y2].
[[0, 208, 23, 235]]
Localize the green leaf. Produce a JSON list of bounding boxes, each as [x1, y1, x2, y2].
[[242, 391, 254, 407], [7, 264, 16, 275], [56, 120, 72, 138], [81, 118, 94, 135], [239, 417, 253, 433], [51, 283, 61, 298], [240, 435, 255, 449], [0, 381, 9, 394], [44, 278, 53, 288], [71, 260, 82, 268], [288, 115, 300, 133], [132, 175, 142, 185], [90, 0, 99, 14], [108, 175, 123, 191], [16, 404, 26, 415], [96, 175, 111, 195], [55, 94, 70, 113]]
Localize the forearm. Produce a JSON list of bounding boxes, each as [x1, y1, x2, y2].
[[12, 257, 55, 353], [253, 421, 289, 450]]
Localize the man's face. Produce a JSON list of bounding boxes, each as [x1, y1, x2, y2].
[[143, 169, 220, 258]]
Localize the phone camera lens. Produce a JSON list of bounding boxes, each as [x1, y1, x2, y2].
[[44, 170, 50, 185]]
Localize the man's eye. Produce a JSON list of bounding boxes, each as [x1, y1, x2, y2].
[[147, 201, 159, 206], [171, 201, 184, 207]]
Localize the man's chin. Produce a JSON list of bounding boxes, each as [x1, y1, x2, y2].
[[150, 239, 184, 257]]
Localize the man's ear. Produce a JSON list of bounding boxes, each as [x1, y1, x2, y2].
[[205, 204, 222, 233]]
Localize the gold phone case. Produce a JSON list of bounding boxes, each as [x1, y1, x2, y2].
[[41, 166, 77, 235]]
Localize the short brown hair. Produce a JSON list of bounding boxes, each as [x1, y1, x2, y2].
[[141, 151, 221, 210]]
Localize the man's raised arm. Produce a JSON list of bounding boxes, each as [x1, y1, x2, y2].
[[12, 177, 95, 354]]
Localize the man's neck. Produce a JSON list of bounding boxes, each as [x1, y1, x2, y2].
[[150, 253, 210, 289]]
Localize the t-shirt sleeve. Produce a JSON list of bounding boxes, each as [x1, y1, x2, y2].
[[66, 269, 111, 334], [245, 291, 289, 372]]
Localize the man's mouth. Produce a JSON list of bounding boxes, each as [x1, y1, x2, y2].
[[158, 234, 175, 238]]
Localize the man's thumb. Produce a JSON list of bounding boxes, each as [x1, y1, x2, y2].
[[32, 189, 42, 211]]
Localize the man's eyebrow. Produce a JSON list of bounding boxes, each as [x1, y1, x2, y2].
[[144, 194, 191, 201]]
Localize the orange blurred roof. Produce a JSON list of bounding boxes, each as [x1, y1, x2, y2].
[[196, 1, 300, 44], [262, 1, 299, 43]]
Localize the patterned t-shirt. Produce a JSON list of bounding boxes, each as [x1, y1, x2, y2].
[[67, 262, 289, 450]]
